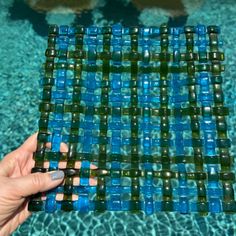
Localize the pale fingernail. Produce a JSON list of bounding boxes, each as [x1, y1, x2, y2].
[[50, 170, 65, 181]]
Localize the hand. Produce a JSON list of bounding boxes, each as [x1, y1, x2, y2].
[[0, 133, 96, 236]]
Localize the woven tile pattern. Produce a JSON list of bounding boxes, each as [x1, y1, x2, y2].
[[28, 24, 235, 214]]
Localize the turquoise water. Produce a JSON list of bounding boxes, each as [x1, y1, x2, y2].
[[0, 0, 236, 235]]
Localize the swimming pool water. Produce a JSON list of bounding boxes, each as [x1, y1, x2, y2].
[[0, 0, 236, 235]]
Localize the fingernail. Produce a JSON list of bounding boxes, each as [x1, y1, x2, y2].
[[50, 170, 65, 181]]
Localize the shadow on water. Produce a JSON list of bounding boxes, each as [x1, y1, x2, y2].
[[9, 0, 188, 37]]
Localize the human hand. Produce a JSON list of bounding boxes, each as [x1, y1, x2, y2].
[[0, 133, 96, 236]]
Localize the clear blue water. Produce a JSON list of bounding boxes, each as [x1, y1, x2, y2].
[[0, 0, 236, 235]]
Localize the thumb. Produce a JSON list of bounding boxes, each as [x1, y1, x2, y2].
[[11, 170, 64, 197]]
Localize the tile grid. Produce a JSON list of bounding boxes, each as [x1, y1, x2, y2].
[[28, 24, 235, 214]]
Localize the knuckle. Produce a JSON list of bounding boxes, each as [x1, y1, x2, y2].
[[32, 173, 43, 187]]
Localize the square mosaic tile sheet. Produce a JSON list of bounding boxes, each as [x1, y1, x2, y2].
[[28, 24, 235, 214]]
